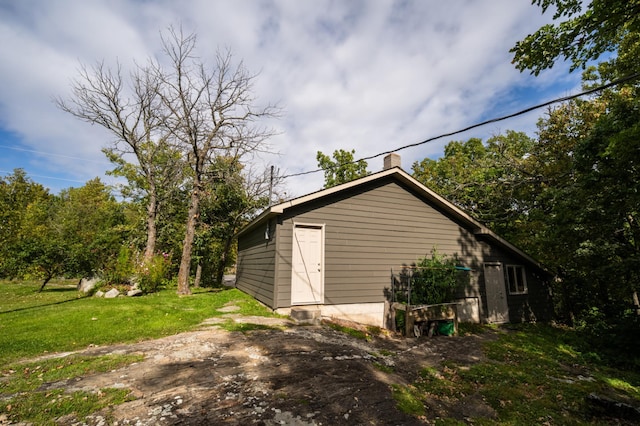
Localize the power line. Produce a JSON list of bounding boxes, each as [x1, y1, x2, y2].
[[0, 144, 112, 165], [0, 170, 87, 183], [281, 72, 640, 180]]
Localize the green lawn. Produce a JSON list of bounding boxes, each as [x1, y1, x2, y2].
[[0, 279, 277, 366]]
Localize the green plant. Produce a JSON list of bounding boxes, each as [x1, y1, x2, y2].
[[410, 249, 459, 305], [101, 245, 135, 285], [391, 385, 425, 416], [325, 322, 370, 341], [373, 362, 394, 373], [135, 252, 171, 293]]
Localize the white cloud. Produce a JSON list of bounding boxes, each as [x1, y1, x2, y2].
[[0, 0, 582, 196]]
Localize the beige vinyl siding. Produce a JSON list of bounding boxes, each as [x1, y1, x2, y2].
[[274, 179, 491, 306], [236, 219, 276, 307]]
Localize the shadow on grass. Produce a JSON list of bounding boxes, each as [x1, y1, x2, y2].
[[41, 287, 80, 293], [0, 295, 90, 315]]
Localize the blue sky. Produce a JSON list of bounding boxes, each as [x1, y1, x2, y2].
[[0, 0, 582, 197]]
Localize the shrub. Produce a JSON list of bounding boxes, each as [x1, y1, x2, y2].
[[410, 249, 459, 305], [135, 253, 171, 294], [100, 245, 135, 285]]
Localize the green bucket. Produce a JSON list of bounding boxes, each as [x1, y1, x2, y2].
[[437, 320, 455, 336]]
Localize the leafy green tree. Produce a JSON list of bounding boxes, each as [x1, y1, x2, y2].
[[530, 82, 640, 321], [511, 0, 640, 75], [54, 178, 127, 281], [513, 2, 640, 332], [0, 169, 54, 280], [103, 139, 187, 261], [316, 149, 369, 188], [196, 158, 270, 287], [412, 132, 534, 239]]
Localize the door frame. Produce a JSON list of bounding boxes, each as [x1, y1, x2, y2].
[[483, 262, 510, 323], [291, 222, 325, 305]]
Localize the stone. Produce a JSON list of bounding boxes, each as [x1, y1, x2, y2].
[[222, 275, 236, 287], [290, 307, 321, 325], [586, 393, 640, 422], [127, 289, 143, 297], [95, 290, 105, 298], [78, 277, 99, 293], [104, 288, 120, 298]]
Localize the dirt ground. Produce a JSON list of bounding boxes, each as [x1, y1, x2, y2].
[[33, 305, 500, 425]]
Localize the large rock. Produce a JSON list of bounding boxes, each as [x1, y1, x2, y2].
[[127, 289, 143, 297], [104, 288, 120, 298], [94, 290, 104, 298], [223, 274, 236, 287], [78, 277, 99, 294]]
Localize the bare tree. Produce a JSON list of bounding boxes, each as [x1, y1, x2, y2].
[[56, 61, 178, 261], [153, 28, 277, 295]]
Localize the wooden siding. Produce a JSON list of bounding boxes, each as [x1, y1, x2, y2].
[[236, 218, 276, 307], [274, 178, 494, 306], [237, 174, 552, 322]]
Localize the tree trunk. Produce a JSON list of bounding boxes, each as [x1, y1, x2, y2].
[[194, 262, 202, 288], [215, 236, 234, 287], [144, 185, 158, 262], [177, 189, 200, 295], [38, 273, 53, 293]]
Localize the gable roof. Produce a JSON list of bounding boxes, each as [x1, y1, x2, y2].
[[239, 167, 545, 270]]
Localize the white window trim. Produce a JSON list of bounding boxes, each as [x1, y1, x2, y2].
[[506, 264, 528, 295]]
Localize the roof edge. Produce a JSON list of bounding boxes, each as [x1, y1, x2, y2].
[[237, 167, 547, 271]]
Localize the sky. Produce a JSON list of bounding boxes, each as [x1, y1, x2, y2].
[[0, 0, 582, 198]]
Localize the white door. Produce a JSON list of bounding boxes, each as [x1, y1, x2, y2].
[[291, 225, 324, 305], [483, 263, 510, 323]]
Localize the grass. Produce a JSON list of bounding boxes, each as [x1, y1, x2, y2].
[[3, 280, 640, 424], [393, 323, 640, 424], [1, 354, 143, 424], [0, 279, 281, 424], [0, 279, 280, 366]]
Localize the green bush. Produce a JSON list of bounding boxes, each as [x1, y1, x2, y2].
[[410, 249, 459, 305], [135, 253, 171, 293], [101, 245, 135, 285]]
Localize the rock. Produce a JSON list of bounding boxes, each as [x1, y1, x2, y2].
[[95, 290, 105, 298], [127, 289, 143, 297], [104, 288, 120, 298], [78, 277, 99, 293], [586, 393, 640, 422], [223, 275, 236, 287]]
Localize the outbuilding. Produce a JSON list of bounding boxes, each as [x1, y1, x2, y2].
[[236, 154, 552, 327]]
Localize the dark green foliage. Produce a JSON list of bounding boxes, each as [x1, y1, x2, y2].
[[410, 251, 459, 306], [316, 149, 370, 188], [511, 0, 640, 75], [392, 250, 462, 307], [135, 252, 172, 293], [412, 132, 535, 241]]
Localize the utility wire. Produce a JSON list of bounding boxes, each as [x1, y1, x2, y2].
[[0, 170, 87, 183], [281, 72, 640, 180], [0, 144, 112, 165]]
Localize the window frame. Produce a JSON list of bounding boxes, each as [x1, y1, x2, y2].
[[505, 264, 528, 295]]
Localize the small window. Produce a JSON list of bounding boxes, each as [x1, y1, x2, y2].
[[506, 265, 527, 294]]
